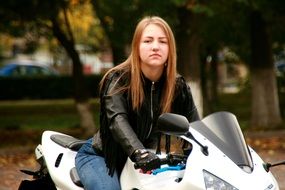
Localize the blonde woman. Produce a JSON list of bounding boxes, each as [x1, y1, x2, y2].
[[75, 16, 199, 190]]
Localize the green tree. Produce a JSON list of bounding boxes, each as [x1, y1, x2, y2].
[[203, 0, 284, 129], [91, 0, 141, 65], [91, 0, 284, 128], [247, 0, 283, 128], [0, 0, 99, 135], [174, 0, 214, 117], [198, 0, 250, 114]]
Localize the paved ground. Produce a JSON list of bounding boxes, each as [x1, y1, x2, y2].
[[0, 146, 37, 190], [0, 130, 285, 190], [245, 130, 285, 190], [258, 149, 285, 190]]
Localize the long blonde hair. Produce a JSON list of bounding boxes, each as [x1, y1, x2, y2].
[[100, 16, 177, 113]]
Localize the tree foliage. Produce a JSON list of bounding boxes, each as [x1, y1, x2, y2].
[[1, 0, 284, 129], [0, 0, 101, 135]]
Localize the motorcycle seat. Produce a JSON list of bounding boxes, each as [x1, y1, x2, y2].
[[50, 134, 86, 151]]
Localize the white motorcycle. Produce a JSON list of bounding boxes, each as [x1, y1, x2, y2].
[[19, 111, 284, 190]]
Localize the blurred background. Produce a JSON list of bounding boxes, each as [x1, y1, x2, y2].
[[0, 0, 285, 188], [0, 0, 284, 135], [0, 0, 284, 144]]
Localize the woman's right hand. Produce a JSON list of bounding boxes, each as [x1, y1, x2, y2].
[[132, 149, 161, 172]]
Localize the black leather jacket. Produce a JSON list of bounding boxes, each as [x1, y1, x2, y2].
[[93, 70, 199, 175]]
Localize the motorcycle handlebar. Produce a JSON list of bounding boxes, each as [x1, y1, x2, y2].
[[133, 158, 168, 170], [133, 154, 186, 170]]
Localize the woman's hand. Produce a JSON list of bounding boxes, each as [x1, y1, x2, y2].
[[131, 149, 161, 172]]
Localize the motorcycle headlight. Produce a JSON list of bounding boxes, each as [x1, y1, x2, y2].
[[203, 170, 238, 190]]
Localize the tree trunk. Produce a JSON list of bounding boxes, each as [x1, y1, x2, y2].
[[187, 35, 203, 118], [251, 69, 282, 128], [250, 10, 282, 129], [201, 48, 219, 115], [75, 101, 97, 137], [111, 44, 126, 66], [51, 17, 96, 136], [177, 8, 203, 117]]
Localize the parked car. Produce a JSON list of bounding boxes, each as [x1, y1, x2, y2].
[[274, 51, 285, 77], [0, 60, 58, 77], [275, 53, 285, 93], [276, 61, 285, 77]]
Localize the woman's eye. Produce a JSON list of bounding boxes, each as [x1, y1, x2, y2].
[[143, 40, 151, 43]]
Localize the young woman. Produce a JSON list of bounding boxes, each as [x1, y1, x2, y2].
[[75, 16, 200, 190]]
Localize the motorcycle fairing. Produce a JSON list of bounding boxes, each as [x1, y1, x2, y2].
[[190, 111, 253, 171]]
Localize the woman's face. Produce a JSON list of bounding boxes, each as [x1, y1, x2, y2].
[[139, 23, 169, 81]]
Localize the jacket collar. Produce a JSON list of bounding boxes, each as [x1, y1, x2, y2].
[[141, 72, 165, 89]]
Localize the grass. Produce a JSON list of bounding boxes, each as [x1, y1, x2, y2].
[[0, 99, 100, 130], [0, 99, 100, 147]]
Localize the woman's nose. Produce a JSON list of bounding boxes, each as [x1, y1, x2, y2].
[[152, 42, 159, 51]]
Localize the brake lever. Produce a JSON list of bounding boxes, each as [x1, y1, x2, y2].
[[167, 154, 187, 166]]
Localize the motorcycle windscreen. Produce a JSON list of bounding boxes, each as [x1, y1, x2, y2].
[[190, 111, 253, 171]]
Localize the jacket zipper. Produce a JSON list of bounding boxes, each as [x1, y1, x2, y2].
[[146, 81, 155, 138]]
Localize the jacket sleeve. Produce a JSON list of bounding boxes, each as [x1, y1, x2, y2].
[[103, 76, 144, 157]]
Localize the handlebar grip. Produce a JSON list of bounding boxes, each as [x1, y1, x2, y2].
[[133, 154, 186, 170], [160, 158, 168, 165], [134, 162, 141, 169], [134, 157, 168, 169]]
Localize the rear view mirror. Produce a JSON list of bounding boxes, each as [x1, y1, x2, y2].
[[157, 113, 189, 135]]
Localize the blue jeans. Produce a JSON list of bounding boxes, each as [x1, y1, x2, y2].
[[75, 138, 121, 190]]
